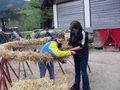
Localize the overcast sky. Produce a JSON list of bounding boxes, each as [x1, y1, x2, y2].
[[25, 0, 30, 1], [0, 0, 31, 11]]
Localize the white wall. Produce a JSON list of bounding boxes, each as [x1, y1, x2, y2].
[[84, 0, 91, 28], [53, 4, 58, 28], [53, 0, 91, 30]]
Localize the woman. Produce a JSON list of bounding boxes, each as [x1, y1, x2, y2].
[[69, 21, 91, 90]]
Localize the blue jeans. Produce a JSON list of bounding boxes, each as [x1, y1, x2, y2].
[[72, 49, 90, 90], [38, 61, 55, 79]]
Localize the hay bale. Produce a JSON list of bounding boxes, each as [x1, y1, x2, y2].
[[9, 74, 73, 90], [3, 37, 50, 50], [62, 41, 72, 50], [0, 35, 72, 62], [0, 47, 69, 62], [0, 48, 53, 62]]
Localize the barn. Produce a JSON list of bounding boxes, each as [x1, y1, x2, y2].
[[41, 0, 120, 32]]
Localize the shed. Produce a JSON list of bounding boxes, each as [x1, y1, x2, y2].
[[41, 0, 120, 32]]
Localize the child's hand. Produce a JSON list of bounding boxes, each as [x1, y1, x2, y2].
[[70, 46, 82, 51], [71, 51, 76, 55]]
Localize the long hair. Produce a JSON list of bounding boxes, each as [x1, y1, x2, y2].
[[70, 20, 83, 40], [70, 20, 83, 32]]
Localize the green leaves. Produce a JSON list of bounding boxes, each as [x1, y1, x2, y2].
[[23, 0, 41, 9], [5, 0, 53, 31], [19, 0, 53, 31]]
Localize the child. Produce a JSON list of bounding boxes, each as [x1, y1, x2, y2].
[[38, 32, 76, 84]]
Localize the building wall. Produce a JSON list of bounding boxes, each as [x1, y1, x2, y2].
[[90, 0, 120, 29], [55, 0, 120, 30], [54, 0, 78, 4], [57, 0, 84, 29]]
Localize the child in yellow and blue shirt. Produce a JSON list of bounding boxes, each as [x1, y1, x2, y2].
[[38, 32, 76, 84]]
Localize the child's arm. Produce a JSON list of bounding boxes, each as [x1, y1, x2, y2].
[[49, 41, 73, 57]]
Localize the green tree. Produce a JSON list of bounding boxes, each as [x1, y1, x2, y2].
[[0, 9, 24, 30], [19, 0, 53, 31], [0, 0, 53, 31]]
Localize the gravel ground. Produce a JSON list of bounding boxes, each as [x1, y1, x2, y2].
[[8, 49, 120, 90], [89, 49, 120, 90]]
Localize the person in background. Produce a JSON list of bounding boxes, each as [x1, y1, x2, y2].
[[11, 30, 23, 40], [44, 28, 53, 38], [69, 21, 91, 90], [0, 28, 8, 43], [38, 32, 79, 85]]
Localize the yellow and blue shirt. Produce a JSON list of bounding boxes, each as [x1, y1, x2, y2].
[[40, 40, 71, 57]]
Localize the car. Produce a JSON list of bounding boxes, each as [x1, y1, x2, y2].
[[20, 31, 33, 39], [54, 29, 67, 33], [35, 30, 56, 38]]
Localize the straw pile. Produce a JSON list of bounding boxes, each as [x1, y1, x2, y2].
[[9, 73, 73, 90], [0, 49, 53, 62], [3, 37, 50, 50], [62, 41, 72, 50], [0, 34, 72, 62], [0, 48, 69, 62], [62, 33, 72, 50]]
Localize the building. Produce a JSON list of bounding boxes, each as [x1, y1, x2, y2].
[[41, 0, 120, 32]]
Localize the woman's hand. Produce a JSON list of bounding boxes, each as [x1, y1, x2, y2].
[[70, 46, 82, 51], [71, 51, 76, 55]]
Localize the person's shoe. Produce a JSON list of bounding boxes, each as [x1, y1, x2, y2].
[[83, 88, 91, 90], [69, 86, 80, 90]]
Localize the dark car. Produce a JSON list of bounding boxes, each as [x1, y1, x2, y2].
[[35, 30, 56, 38]]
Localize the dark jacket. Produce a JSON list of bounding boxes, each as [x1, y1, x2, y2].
[[69, 31, 89, 57]]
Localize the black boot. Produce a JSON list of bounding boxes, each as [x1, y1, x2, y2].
[[69, 86, 80, 90]]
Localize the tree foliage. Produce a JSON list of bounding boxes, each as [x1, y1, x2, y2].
[[18, 0, 53, 31], [1, 0, 53, 31]]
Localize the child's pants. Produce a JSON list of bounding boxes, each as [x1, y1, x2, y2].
[[38, 61, 55, 79]]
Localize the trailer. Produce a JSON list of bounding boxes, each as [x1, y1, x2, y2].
[[93, 28, 120, 51]]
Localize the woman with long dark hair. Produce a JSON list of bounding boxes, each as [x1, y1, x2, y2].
[[69, 21, 91, 90]]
